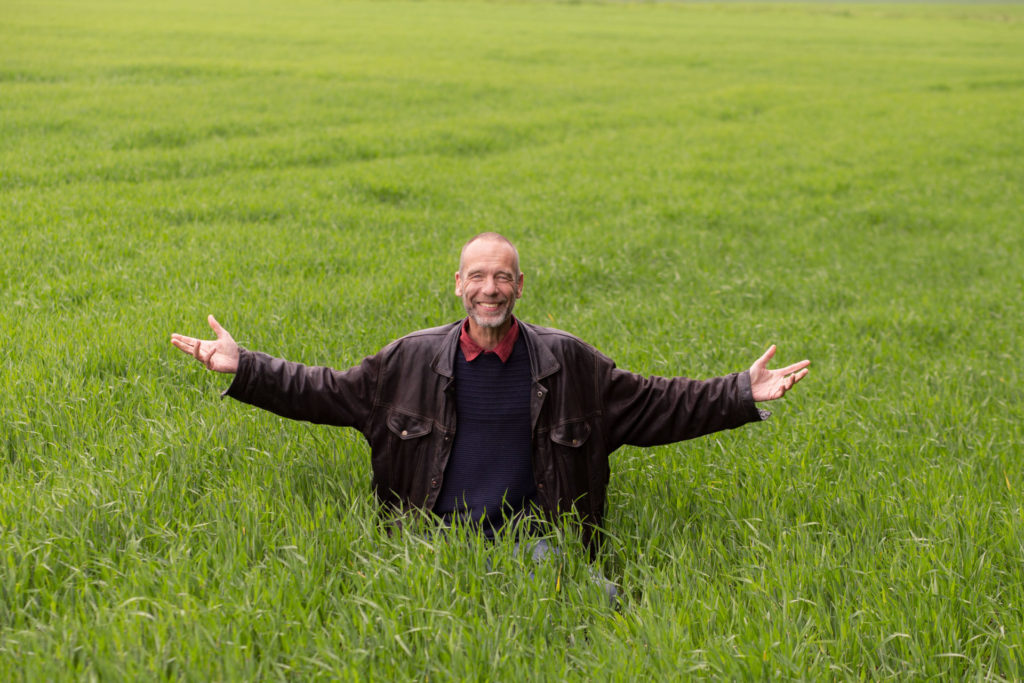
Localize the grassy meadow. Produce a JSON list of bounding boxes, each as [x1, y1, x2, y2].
[[2, 0, 1023, 678]]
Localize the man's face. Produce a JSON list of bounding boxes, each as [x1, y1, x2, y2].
[[455, 238, 524, 329]]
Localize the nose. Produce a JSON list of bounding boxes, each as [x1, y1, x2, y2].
[[482, 276, 499, 296]]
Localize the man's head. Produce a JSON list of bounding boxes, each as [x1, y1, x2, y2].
[[455, 232, 524, 333]]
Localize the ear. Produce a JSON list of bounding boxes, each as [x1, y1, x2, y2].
[[515, 272, 525, 299], [454, 270, 463, 296]]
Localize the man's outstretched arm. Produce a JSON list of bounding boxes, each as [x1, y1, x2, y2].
[[170, 314, 239, 374], [602, 342, 810, 449], [749, 344, 810, 402], [171, 314, 379, 431]]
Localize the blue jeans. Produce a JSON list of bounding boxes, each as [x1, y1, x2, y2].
[[514, 538, 620, 608]]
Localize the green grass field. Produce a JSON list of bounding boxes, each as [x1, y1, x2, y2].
[[2, 0, 1023, 678]]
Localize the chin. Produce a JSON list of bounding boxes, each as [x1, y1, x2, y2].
[[471, 310, 511, 329]]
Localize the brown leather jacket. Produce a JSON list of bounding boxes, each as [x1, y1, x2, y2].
[[225, 320, 763, 548]]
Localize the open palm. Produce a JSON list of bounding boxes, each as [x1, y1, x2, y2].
[[170, 315, 239, 374], [749, 345, 810, 402]]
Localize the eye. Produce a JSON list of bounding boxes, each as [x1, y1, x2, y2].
[[496, 274, 513, 283]]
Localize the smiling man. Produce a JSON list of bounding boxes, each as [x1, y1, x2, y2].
[[171, 232, 809, 551], [456, 234, 524, 337]]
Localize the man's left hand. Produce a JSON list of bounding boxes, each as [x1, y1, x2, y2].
[[749, 345, 810, 402]]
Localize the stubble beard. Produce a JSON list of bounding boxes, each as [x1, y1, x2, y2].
[[466, 299, 514, 329]]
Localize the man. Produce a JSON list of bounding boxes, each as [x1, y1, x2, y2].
[[171, 233, 809, 551]]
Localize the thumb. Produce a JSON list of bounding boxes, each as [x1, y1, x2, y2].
[[208, 314, 226, 339], [753, 344, 776, 371]]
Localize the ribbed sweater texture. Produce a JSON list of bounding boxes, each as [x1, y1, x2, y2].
[[434, 336, 534, 534]]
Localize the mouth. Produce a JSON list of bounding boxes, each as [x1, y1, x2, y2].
[[476, 301, 504, 312]]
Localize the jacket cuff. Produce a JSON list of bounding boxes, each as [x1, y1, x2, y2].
[[221, 347, 252, 399], [739, 369, 771, 421]]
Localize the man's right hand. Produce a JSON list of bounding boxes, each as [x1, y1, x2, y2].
[[171, 315, 240, 374]]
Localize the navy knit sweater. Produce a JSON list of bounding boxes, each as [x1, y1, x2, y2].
[[434, 335, 535, 535]]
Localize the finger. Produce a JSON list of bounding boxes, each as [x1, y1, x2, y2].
[[200, 342, 218, 365], [753, 344, 777, 370], [170, 335, 195, 353], [778, 359, 811, 375], [192, 339, 203, 360], [208, 314, 226, 339], [782, 369, 808, 395]]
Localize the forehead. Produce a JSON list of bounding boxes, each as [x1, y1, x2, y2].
[[460, 238, 517, 272]]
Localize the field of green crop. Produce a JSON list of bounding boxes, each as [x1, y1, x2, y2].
[[2, 0, 1022, 678]]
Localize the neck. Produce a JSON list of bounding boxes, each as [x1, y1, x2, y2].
[[467, 318, 511, 350]]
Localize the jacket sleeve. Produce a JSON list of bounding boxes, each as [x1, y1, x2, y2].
[[601, 357, 764, 449], [222, 348, 380, 432]]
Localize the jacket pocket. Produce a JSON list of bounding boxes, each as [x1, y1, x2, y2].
[[543, 419, 596, 515], [377, 409, 437, 505], [386, 409, 433, 440], [550, 419, 591, 449]]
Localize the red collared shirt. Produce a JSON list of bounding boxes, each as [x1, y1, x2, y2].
[[458, 317, 520, 363]]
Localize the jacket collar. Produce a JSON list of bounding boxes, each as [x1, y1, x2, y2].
[[430, 321, 463, 379], [519, 320, 561, 381], [431, 318, 560, 381]]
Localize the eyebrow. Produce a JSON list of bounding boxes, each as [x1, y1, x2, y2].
[[467, 267, 514, 276]]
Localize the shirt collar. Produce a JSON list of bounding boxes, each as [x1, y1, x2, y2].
[[459, 317, 520, 363]]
